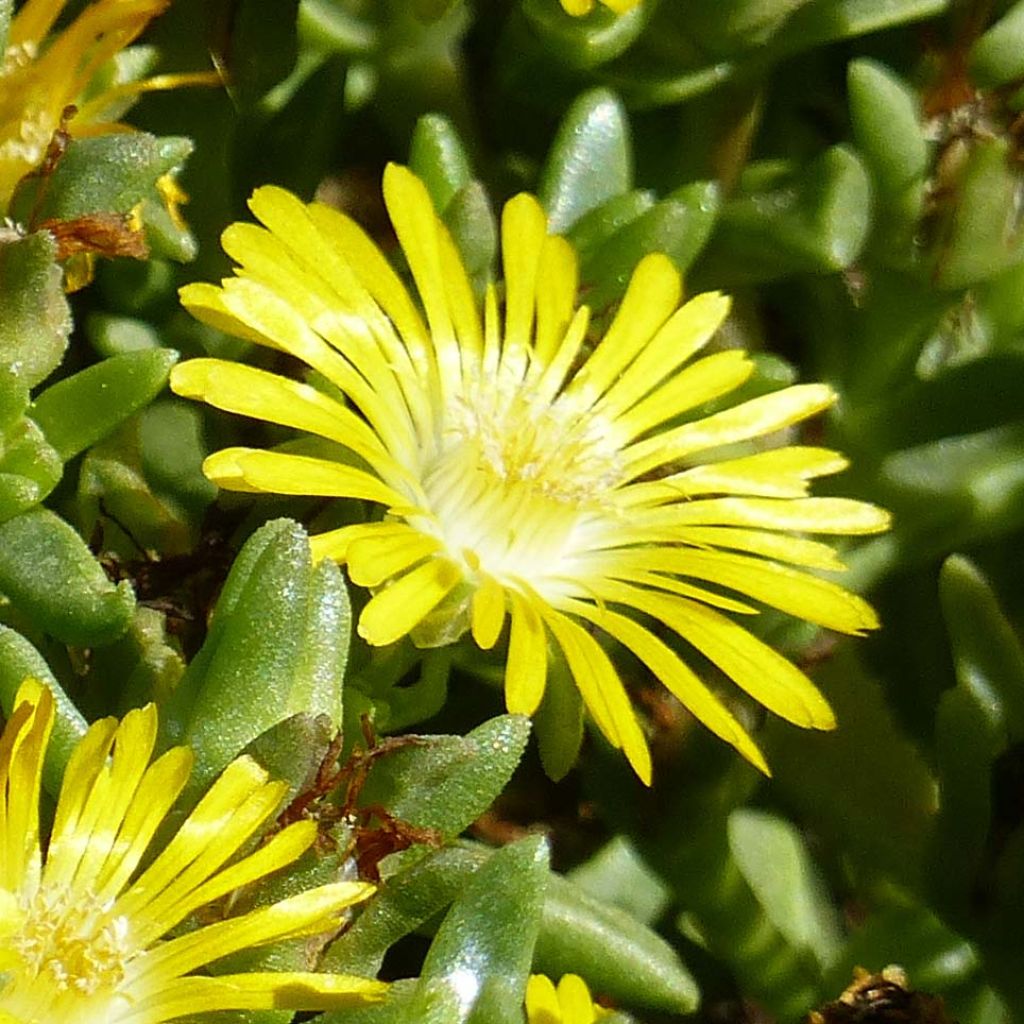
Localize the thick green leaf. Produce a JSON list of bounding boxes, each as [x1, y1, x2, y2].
[[568, 836, 670, 925], [410, 114, 474, 214], [0, 232, 71, 389], [357, 714, 531, 837], [765, 647, 936, 886], [931, 137, 1024, 290], [540, 89, 632, 234], [442, 182, 497, 286], [11, 134, 193, 222], [703, 146, 871, 283], [538, 871, 699, 1013], [520, 0, 648, 69], [162, 520, 349, 797], [408, 836, 549, 1024], [940, 556, 1024, 740], [847, 58, 927, 243], [323, 845, 481, 977], [29, 348, 179, 461], [586, 181, 719, 306], [728, 809, 843, 967], [0, 626, 88, 796], [0, 509, 135, 645], [686, 0, 816, 54], [970, 0, 1024, 89], [534, 656, 584, 782], [0, 418, 62, 522]]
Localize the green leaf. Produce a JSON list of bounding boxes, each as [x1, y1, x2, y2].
[[567, 836, 670, 926], [323, 845, 482, 977], [765, 647, 936, 886], [686, 0, 817, 54], [520, 0, 648, 69], [11, 134, 193, 222], [969, 0, 1024, 89], [357, 714, 531, 837], [586, 181, 719, 306], [538, 871, 700, 1013], [534, 656, 584, 782], [930, 137, 1024, 290], [569, 190, 655, 263], [540, 89, 632, 234], [442, 182, 497, 286], [29, 348, 179, 461], [0, 509, 135, 646], [0, 626, 88, 796], [408, 836, 549, 1024], [703, 146, 871, 283], [940, 555, 1024, 740], [0, 418, 62, 522], [0, 232, 71, 388], [927, 557, 1024, 917], [410, 114, 474, 215], [728, 809, 843, 967], [847, 58, 927, 243], [162, 519, 349, 797]]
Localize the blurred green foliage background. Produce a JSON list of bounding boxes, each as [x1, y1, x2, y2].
[[3, 0, 1024, 1021]]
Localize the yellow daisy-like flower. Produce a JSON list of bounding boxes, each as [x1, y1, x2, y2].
[[559, 0, 641, 16], [0, 0, 215, 209], [0, 678, 387, 1022], [526, 974, 609, 1023], [170, 164, 889, 783]]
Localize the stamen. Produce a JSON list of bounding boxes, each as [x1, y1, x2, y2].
[[13, 887, 131, 996]]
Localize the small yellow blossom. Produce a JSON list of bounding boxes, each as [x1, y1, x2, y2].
[[0, 0, 215, 209], [527, 974, 609, 1023], [0, 679, 387, 1022], [171, 164, 889, 783], [559, 0, 641, 16]]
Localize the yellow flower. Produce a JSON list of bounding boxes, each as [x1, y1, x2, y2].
[[0, 0, 216, 209], [170, 164, 889, 783], [527, 974, 609, 1023], [0, 679, 387, 1022], [559, 0, 641, 16]]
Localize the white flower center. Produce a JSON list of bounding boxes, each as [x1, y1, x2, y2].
[[12, 887, 131, 998], [422, 382, 621, 581]]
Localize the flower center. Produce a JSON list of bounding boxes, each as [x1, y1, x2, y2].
[[421, 385, 621, 580], [12, 888, 131, 998]]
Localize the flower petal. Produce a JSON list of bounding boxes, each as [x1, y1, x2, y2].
[[358, 558, 464, 646], [505, 590, 548, 715]]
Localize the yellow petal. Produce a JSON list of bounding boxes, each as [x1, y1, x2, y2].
[[597, 290, 731, 421], [130, 972, 387, 1017], [567, 253, 680, 405], [501, 193, 549, 382], [203, 448, 408, 507], [347, 531, 444, 588], [563, 597, 769, 773], [532, 236, 579, 367], [614, 350, 754, 443], [660, 549, 879, 634], [472, 575, 507, 650], [624, 383, 836, 479], [619, 446, 849, 505], [526, 974, 562, 1023], [673, 527, 848, 570], [637, 496, 892, 535], [609, 585, 835, 729], [171, 359, 413, 491], [358, 558, 464, 646], [505, 591, 548, 715], [542, 608, 652, 785]]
